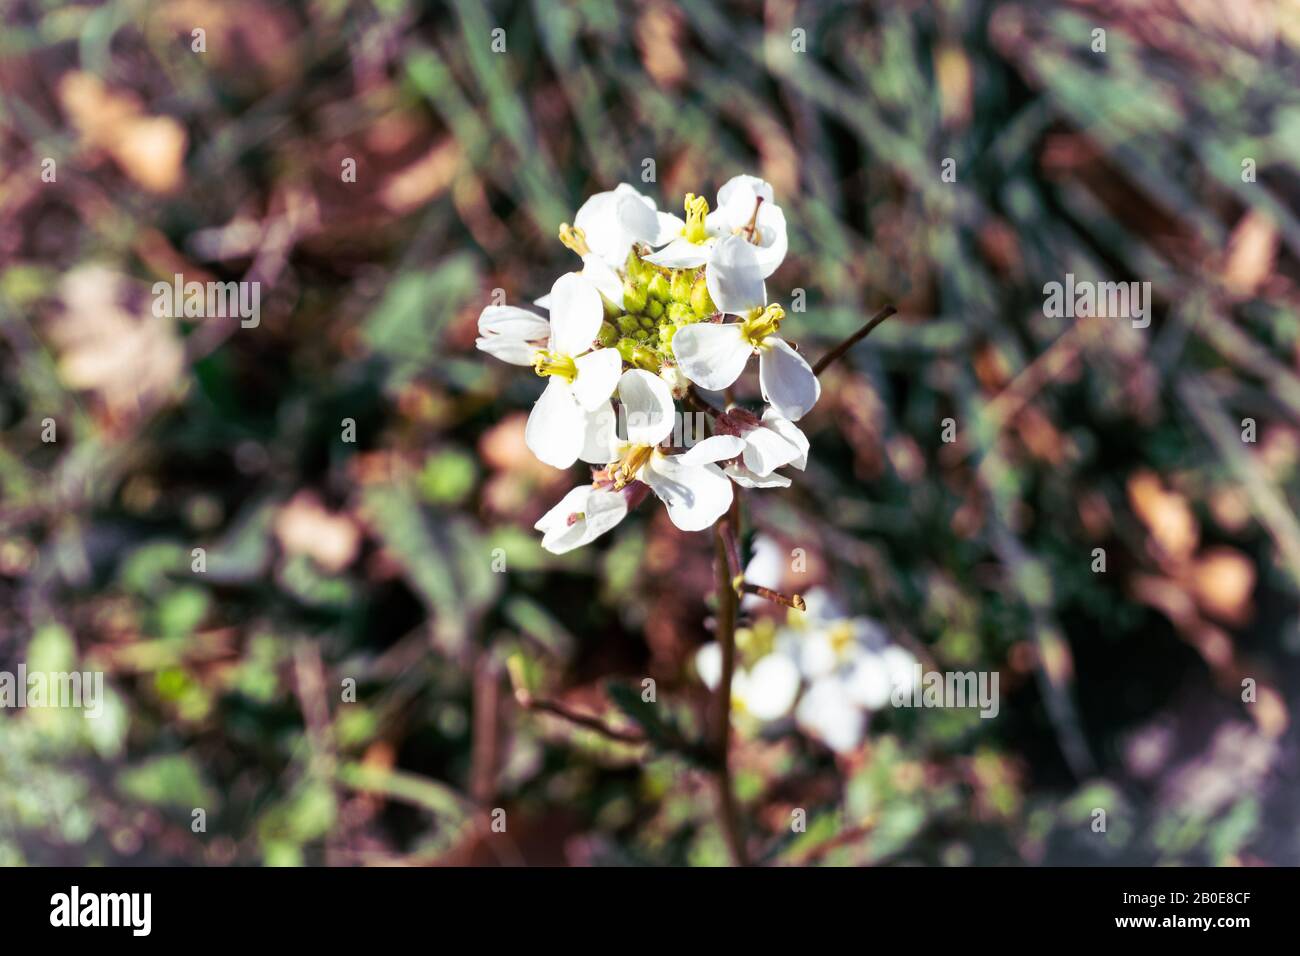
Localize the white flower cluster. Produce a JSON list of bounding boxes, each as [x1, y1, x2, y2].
[[695, 542, 919, 754], [476, 176, 820, 554]]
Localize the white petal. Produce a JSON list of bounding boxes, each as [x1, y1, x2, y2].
[[845, 652, 891, 710], [745, 534, 784, 590], [534, 486, 591, 534], [801, 587, 844, 625], [617, 369, 675, 445], [799, 631, 839, 679], [571, 348, 623, 410], [716, 175, 775, 227], [574, 190, 633, 267], [670, 322, 751, 391], [547, 273, 604, 356], [578, 403, 620, 464], [761, 409, 809, 469], [533, 293, 551, 310], [695, 643, 722, 690], [642, 454, 733, 532], [750, 203, 788, 278], [615, 190, 662, 246], [536, 485, 628, 554], [524, 378, 586, 469], [796, 678, 865, 754], [678, 434, 745, 466], [704, 235, 766, 314], [581, 254, 625, 309], [744, 653, 801, 721], [725, 463, 791, 488], [758, 337, 821, 421], [571, 488, 629, 549], [477, 305, 549, 340], [644, 236, 711, 269], [882, 647, 919, 698], [476, 335, 538, 367], [475, 305, 548, 366], [740, 424, 800, 476], [652, 212, 684, 246]]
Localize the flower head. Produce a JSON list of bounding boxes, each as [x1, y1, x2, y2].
[[476, 175, 821, 553]]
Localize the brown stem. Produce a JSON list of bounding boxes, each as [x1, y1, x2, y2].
[[742, 583, 806, 610], [516, 692, 647, 745], [812, 305, 897, 376], [712, 504, 749, 866]]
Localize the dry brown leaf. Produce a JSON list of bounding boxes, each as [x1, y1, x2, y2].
[[636, 4, 686, 88], [1222, 208, 1278, 297], [48, 265, 185, 423], [274, 491, 362, 573], [380, 139, 461, 213], [58, 71, 186, 194], [1128, 470, 1199, 563], [1191, 546, 1256, 625]]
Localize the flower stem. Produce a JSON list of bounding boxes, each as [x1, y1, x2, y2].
[[812, 305, 897, 376], [712, 503, 748, 866]]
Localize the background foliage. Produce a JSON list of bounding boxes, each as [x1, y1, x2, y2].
[[1, 0, 1298, 865]]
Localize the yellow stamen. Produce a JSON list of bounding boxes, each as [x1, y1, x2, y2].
[[558, 223, 590, 257], [532, 350, 577, 382], [742, 304, 784, 346], [828, 621, 855, 659], [682, 193, 711, 244], [612, 444, 655, 489]]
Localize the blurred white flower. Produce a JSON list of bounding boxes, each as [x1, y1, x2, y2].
[[695, 642, 801, 722], [783, 593, 920, 754]]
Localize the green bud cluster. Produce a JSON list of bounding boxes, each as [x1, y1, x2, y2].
[[610, 249, 719, 370]]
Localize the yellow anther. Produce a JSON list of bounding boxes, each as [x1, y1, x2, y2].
[[558, 223, 590, 257], [532, 350, 577, 382], [682, 193, 711, 244], [612, 444, 654, 489], [742, 304, 784, 345], [828, 621, 855, 659]]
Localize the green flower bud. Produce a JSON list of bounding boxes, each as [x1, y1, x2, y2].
[[622, 280, 648, 314], [647, 273, 670, 302], [630, 345, 660, 372], [626, 248, 652, 281], [669, 270, 694, 302], [597, 321, 619, 348], [658, 323, 678, 348], [667, 302, 694, 324], [616, 337, 638, 364], [690, 276, 716, 316], [639, 314, 656, 330], [646, 299, 664, 319], [617, 313, 643, 335]]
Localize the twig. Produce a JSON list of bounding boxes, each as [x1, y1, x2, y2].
[[515, 691, 648, 746], [742, 583, 806, 610], [712, 499, 749, 866], [812, 305, 897, 376]]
